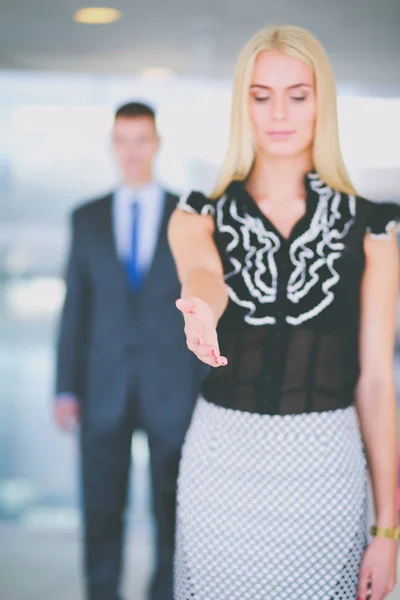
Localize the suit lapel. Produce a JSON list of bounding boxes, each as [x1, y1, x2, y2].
[[141, 192, 176, 291], [95, 193, 129, 293]]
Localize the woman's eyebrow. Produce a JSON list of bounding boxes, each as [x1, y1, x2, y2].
[[249, 83, 312, 90]]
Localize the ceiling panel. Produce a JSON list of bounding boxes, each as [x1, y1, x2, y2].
[[0, 0, 399, 94]]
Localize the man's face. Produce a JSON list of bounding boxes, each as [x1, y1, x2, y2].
[[112, 116, 160, 181]]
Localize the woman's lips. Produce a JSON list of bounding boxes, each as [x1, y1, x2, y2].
[[267, 130, 295, 139]]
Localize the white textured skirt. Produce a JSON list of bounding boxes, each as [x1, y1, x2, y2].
[[174, 398, 368, 600]]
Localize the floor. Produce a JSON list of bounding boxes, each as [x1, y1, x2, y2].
[[1, 345, 400, 600], [1, 522, 399, 600], [0, 522, 153, 600]]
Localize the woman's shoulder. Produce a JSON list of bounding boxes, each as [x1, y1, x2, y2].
[[177, 190, 217, 216], [354, 194, 400, 239], [325, 182, 400, 239]]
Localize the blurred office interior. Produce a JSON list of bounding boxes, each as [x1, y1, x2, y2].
[[0, 1, 400, 598]]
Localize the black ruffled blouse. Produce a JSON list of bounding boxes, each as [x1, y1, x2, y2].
[[178, 172, 400, 415]]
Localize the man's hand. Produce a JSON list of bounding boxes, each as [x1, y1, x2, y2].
[[54, 394, 80, 433]]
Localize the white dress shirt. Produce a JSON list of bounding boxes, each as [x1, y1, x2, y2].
[[113, 181, 165, 274]]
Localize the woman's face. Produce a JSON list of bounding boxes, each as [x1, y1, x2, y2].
[[248, 50, 316, 158]]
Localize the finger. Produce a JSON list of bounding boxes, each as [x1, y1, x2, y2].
[[210, 348, 228, 366], [55, 407, 68, 430], [358, 565, 371, 599], [370, 579, 389, 600], [369, 572, 393, 600], [60, 406, 79, 432], [187, 342, 218, 360], [185, 346, 221, 367], [216, 357, 228, 366], [196, 352, 227, 367], [198, 355, 221, 367], [368, 583, 380, 600], [186, 343, 228, 367], [196, 344, 227, 364]]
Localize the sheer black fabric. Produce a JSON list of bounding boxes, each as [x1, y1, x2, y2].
[[177, 172, 400, 416], [200, 323, 359, 415]]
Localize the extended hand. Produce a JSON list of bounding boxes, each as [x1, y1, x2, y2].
[[176, 297, 228, 368]]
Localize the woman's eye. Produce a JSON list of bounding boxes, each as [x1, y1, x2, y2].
[[291, 96, 306, 102], [254, 96, 271, 102]]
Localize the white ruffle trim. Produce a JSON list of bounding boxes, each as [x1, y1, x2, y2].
[[367, 220, 400, 239]]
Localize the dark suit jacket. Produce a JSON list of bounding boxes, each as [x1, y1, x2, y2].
[[56, 190, 205, 444]]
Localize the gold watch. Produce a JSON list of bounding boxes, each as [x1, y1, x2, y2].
[[370, 525, 400, 541]]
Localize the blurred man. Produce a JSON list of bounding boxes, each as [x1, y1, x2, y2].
[[55, 102, 204, 600]]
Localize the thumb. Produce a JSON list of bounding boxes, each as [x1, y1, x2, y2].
[[176, 297, 198, 315], [357, 563, 371, 600]]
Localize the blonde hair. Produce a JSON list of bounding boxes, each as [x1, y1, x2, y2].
[[211, 25, 357, 199]]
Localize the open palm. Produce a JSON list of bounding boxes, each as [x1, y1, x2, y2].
[[176, 297, 228, 367]]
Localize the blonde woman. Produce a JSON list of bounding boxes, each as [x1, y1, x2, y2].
[[169, 25, 399, 600]]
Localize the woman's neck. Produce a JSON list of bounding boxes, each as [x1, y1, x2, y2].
[[246, 153, 313, 203]]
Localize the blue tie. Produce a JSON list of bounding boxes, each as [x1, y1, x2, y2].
[[125, 201, 142, 290]]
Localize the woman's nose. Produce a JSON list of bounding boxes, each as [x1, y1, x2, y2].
[[272, 96, 288, 121]]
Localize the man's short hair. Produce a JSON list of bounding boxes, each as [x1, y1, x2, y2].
[[114, 102, 156, 122]]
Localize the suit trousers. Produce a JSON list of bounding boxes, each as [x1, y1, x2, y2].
[[80, 374, 181, 600]]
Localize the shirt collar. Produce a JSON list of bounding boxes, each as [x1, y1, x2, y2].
[[117, 181, 162, 205]]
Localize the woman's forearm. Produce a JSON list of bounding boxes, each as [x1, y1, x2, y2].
[[181, 267, 228, 325], [356, 377, 398, 526]]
